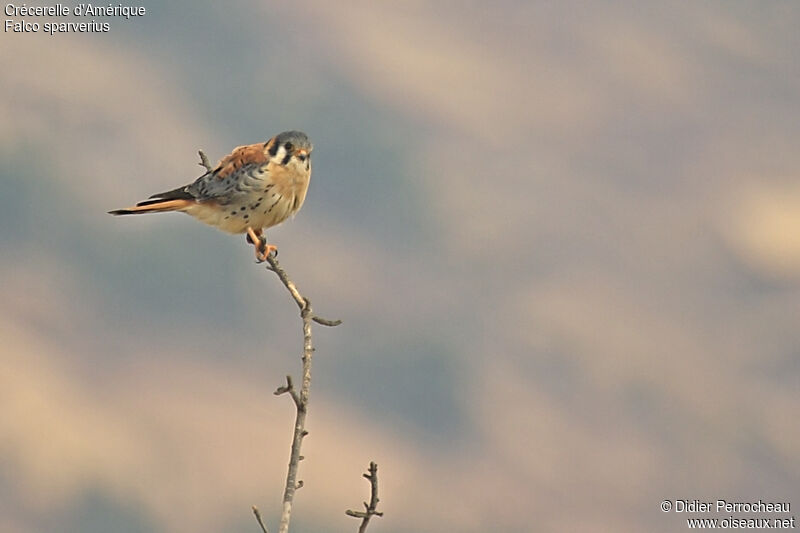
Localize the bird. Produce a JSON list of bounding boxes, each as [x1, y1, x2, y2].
[[109, 131, 313, 261]]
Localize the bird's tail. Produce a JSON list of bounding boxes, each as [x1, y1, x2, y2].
[[108, 198, 192, 216]]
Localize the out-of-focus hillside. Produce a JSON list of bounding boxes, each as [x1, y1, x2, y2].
[[1, 2, 798, 532]]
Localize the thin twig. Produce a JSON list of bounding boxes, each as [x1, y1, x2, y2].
[[312, 315, 344, 327], [252, 506, 269, 533], [198, 150, 213, 172], [346, 462, 383, 533], [274, 375, 301, 408]]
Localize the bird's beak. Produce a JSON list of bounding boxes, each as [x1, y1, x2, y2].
[[296, 149, 309, 157]]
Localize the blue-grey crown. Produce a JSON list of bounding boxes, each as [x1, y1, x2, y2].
[[274, 130, 312, 152]]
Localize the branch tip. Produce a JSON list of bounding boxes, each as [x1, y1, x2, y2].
[[312, 316, 343, 327], [252, 506, 269, 533], [197, 150, 212, 172], [346, 461, 383, 532]]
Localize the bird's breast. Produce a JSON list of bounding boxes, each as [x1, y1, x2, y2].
[[184, 161, 309, 234]]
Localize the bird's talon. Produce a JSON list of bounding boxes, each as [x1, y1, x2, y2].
[[254, 240, 277, 262]]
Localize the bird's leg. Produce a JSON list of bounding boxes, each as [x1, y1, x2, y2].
[[246, 227, 277, 262], [245, 227, 261, 245]]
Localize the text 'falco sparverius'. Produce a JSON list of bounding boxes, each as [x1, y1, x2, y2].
[[109, 131, 312, 261]]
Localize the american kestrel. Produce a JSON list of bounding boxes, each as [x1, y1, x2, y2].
[[109, 131, 312, 261]]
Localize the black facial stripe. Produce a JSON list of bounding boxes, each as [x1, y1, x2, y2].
[[281, 153, 292, 165], [267, 141, 279, 157]]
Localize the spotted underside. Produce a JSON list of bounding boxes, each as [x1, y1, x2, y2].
[[184, 165, 303, 234]]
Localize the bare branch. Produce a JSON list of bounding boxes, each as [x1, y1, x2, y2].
[[346, 462, 383, 532], [197, 149, 213, 172], [257, 253, 340, 533]]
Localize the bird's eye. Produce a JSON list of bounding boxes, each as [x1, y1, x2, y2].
[[284, 142, 294, 152]]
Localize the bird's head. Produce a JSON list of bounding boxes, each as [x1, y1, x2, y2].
[[269, 130, 313, 168]]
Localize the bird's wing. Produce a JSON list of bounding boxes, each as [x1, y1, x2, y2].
[[213, 143, 271, 179], [148, 143, 271, 206]]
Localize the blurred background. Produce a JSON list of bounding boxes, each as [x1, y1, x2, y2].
[[2, 1, 799, 532]]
